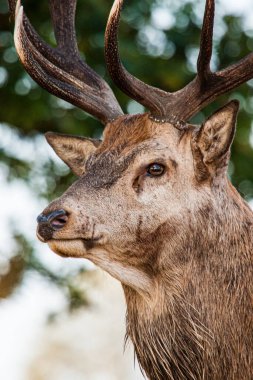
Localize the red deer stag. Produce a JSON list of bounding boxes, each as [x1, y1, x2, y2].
[[9, 0, 253, 378]]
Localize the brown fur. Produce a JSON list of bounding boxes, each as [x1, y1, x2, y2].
[[124, 183, 253, 379], [100, 113, 156, 152], [37, 106, 253, 380], [12, 1, 253, 377]]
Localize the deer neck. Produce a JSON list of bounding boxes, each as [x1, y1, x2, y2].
[[123, 183, 253, 380]]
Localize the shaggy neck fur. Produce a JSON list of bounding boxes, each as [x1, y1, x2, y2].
[[123, 182, 253, 380]]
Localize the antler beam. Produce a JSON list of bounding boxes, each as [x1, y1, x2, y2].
[[105, 0, 253, 123], [9, 0, 123, 125]]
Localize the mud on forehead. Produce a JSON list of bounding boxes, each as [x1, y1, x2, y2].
[[81, 114, 181, 189], [84, 141, 166, 189]]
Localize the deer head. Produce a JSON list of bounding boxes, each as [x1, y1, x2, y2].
[[9, 0, 250, 286], [9, 0, 253, 378]]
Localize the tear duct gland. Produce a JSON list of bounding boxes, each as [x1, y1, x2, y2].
[[9, 0, 253, 379]]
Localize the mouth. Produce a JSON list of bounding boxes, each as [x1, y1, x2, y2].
[[82, 236, 102, 250], [43, 236, 104, 258]]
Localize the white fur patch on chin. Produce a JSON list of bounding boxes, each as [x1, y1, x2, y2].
[[48, 241, 153, 295], [90, 248, 153, 295], [48, 239, 87, 258]]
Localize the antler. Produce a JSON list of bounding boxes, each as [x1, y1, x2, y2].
[[8, 0, 123, 125], [105, 0, 170, 119], [105, 0, 253, 123]]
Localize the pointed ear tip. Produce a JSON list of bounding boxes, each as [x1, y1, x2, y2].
[[45, 132, 56, 144], [227, 99, 240, 113]]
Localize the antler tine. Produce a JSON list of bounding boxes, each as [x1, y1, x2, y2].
[[199, 0, 253, 92], [20, 10, 99, 89], [11, 1, 79, 62], [217, 54, 253, 91], [197, 0, 215, 82], [9, 0, 123, 125], [171, 0, 253, 121], [49, 0, 78, 55], [105, 0, 171, 119], [8, 0, 16, 17], [48, 0, 106, 89], [180, 0, 253, 121]]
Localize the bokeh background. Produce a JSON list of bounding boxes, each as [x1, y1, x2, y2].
[[0, 0, 253, 379]]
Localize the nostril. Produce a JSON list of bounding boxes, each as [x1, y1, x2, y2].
[[50, 214, 68, 230], [47, 209, 68, 230], [37, 209, 69, 231]]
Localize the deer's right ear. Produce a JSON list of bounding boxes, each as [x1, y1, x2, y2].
[[45, 132, 101, 176], [192, 100, 239, 180]]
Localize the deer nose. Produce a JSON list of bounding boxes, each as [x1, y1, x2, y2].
[[37, 209, 69, 230], [37, 209, 69, 242]]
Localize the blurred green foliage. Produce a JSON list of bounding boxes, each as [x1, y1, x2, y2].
[[0, 0, 253, 303]]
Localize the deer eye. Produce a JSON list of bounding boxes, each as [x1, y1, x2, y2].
[[146, 163, 165, 177]]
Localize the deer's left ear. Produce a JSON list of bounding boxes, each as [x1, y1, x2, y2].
[[45, 132, 101, 176], [192, 100, 239, 178]]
